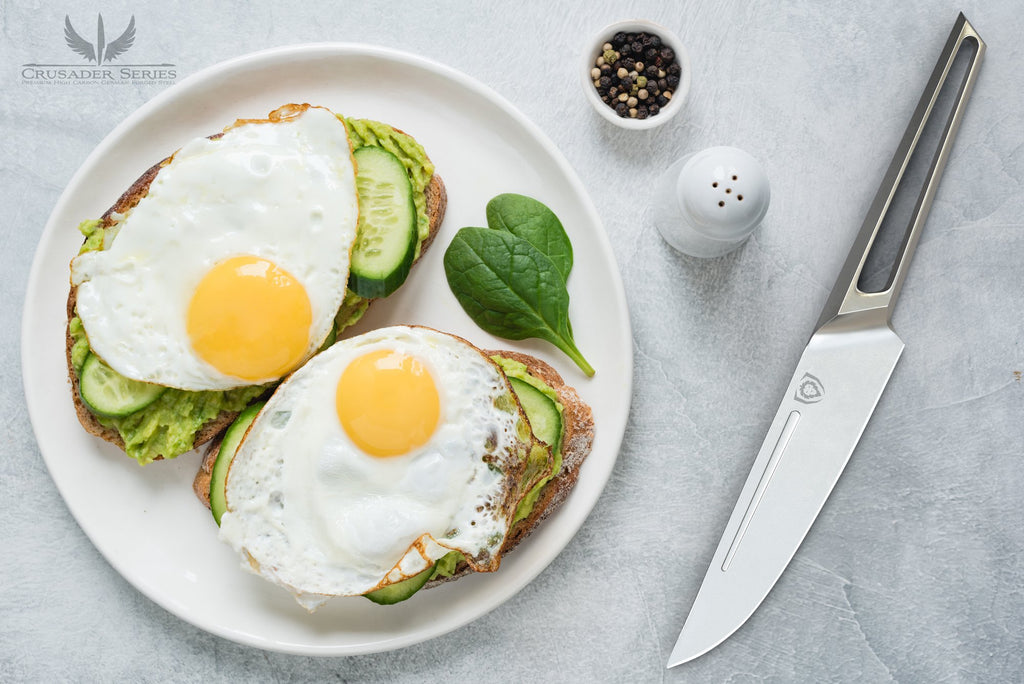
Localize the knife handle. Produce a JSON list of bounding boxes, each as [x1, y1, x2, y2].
[[815, 13, 985, 332]]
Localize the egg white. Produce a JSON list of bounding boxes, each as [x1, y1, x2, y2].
[[219, 326, 539, 609], [70, 106, 358, 390]]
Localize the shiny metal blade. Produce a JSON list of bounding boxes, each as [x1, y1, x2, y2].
[[668, 323, 904, 667]]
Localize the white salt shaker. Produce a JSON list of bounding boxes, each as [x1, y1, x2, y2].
[[651, 146, 770, 258]]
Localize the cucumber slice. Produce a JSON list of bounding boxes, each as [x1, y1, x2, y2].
[[363, 564, 434, 605], [79, 354, 166, 418], [349, 146, 418, 299], [509, 376, 562, 452], [210, 401, 265, 526]]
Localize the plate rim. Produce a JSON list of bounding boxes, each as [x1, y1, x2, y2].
[[22, 42, 633, 655]]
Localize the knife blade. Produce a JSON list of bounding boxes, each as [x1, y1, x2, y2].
[[668, 13, 985, 668]]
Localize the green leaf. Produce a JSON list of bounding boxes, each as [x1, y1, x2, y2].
[[443, 227, 594, 376], [486, 193, 573, 282]]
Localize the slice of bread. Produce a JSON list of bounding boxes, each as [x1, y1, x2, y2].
[[66, 106, 447, 459], [192, 348, 594, 584]]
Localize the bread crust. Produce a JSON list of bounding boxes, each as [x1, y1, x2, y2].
[[67, 107, 446, 462]]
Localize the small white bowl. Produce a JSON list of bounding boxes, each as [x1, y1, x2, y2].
[[581, 19, 691, 130]]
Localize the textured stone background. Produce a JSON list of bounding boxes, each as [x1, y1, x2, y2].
[[2, 1, 1022, 681]]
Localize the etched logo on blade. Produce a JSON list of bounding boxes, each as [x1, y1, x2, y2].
[[794, 372, 825, 404]]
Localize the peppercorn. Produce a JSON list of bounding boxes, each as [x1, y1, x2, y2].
[[591, 28, 682, 121]]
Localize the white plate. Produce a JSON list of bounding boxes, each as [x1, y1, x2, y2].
[[22, 44, 632, 655]]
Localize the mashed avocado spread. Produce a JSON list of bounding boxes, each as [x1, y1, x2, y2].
[[70, 119, 433, 465]]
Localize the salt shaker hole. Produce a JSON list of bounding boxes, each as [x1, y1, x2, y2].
[[738, 195, 744, 201], [718, 200, 725, 207], [732, 175, 738, 180], [712, 182, 718, 188], [725, 188, 732, 194]]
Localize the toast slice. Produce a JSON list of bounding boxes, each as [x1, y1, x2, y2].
[[192, 348, 594, 583], [66, 106, 447, 459]]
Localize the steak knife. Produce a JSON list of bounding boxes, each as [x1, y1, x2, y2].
[[668, 13, 985, 667]]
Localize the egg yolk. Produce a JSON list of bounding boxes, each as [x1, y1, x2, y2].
[[336, 349, 440, 458], [187, 255, 312, 381]]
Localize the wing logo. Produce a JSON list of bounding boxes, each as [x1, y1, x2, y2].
[[64, 14, 136, 66], [794, 372, 824, 404]]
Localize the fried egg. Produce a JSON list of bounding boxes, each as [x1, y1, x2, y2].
[[218, 325, 551, 609], [70, 105, 358, 390]]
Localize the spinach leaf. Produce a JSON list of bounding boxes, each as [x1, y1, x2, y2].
[[486, 193, 573, 282], [443, 227, 594, 376]]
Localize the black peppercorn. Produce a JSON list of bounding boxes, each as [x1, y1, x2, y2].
[[592, 28, 681, 122]]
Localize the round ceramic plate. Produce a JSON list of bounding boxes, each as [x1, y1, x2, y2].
[[22, 44, 632, 655]]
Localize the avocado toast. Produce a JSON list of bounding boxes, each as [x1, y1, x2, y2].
[[192, 329, 594, 607], [66, 104, 447, 465]]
